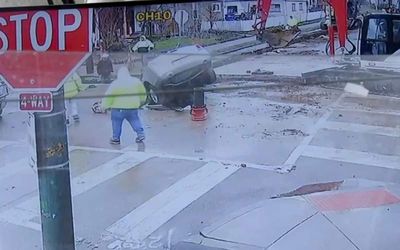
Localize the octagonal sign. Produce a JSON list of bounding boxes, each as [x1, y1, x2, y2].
[[0, 8, 92, 90]]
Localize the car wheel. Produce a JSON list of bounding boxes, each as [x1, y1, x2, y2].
[[320, 20, 327, 31], [209, 69, 217, 84], [144, 82, 159, 105]]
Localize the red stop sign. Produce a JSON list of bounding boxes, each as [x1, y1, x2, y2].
[[0, 8, 92, 90]]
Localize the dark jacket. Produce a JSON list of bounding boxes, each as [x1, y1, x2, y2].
[[97, 58, 113, 77]]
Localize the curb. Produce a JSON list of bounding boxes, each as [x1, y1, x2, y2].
[[216, 74, 303, 84]]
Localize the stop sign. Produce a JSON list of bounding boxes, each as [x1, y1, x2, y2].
[[0, 8, 92, 90]]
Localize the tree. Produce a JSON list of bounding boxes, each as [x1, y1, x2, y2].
[[95, 8, 124, 51], [202, 3, 219, 32]]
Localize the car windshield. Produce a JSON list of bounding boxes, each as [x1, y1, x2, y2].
[[0, 1, 399, 250]]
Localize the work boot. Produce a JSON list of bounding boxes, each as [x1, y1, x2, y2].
[[109, 138, 121, 145], [135, 135, 145, 143]]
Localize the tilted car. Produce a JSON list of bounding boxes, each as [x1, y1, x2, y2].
[[142, 44, 217, 110]]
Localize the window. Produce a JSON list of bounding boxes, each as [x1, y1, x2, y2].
[[299, 3, 304, 11], [292, 3, 296, 11], [227, 6, 238, 14], [393, 20, 400, 43], [212, 3, 221, 12], [251, 5, 257, 14], [367, 18, 388, 40], [271, 4, 282, 12]]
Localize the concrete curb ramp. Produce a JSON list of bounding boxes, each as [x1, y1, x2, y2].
[[180, 179, 400, 250]]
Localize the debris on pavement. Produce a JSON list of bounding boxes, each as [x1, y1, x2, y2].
[[281, 128, 309, 136], [262, 128, 309, 137], [274, 164, 296, 174], [251, 69, 274, 75], [271, 180, 344, 199]]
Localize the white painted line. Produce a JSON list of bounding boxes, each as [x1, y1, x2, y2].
[[0, 159, 30, 181], [285, 93, 346, 165], [69, 145, 123, 154], [346, 93, 400, 101], [106, 162, 239, 241], [16, 152, 153, 214], [0, 146, 122, 181], [335, 106, 400, 117], [323, 121, 400, 137], [302, 145, 400, 170], [0, 207, 41, 231], [0, 140, 18, 149], [123, 147, 290, 173]]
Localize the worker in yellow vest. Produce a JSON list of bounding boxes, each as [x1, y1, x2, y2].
[[101, 66, 147, 144], [64, 73, 87, 125]]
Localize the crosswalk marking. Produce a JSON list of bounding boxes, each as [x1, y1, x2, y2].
[[285, 94, 346, 166], [0, 159, 30, 182], [69, 145, 122, 154], [106, 161, 239, 242], [16, 152, 153, 214], [123, 147, 292, 173], [302, 145, 400, 170], [323, 121, 400, 137], [0, 140, 19, 149], [0, 207, 41, 231], [335, 106, 400, 117]]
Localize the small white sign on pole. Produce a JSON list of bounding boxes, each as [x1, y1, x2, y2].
[[27, 112, 37, 171], [175, 10, 189, 36]]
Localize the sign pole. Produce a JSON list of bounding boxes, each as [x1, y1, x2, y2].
[[34, 86, 75, 250]]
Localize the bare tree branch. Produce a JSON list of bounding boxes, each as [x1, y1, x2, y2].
[[96, 7, 124, 50]]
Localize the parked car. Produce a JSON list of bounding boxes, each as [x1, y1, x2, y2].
[[0, 81, 8, 118], [142, 44, 217, 110]]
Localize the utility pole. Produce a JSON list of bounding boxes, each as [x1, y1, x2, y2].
[[34, 87, 75, 250]]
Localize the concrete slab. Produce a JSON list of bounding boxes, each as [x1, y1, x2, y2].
[[69, 149, 121, 177], [310, 129, 400, 156], [201, 197, 317, 248], [293, 156, 400, 185], [325, 204, 400, 250], [301, 145, 400, 170], [0, 222, 41, 250], [267, 213, 358, 250], [172, 242, 228, 250], [329, 110, 400, 128], [72, 157, 205, 241], [200, 238, 263, 250], [0, 112, 28, 142], [106, 162, 238, 243], [0, 143, 28, 164], [0, 166, 36, 207], [322, 121, 400, 137], [142, 167, 300, 250]]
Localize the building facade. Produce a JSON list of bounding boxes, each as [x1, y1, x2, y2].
[[93, 0, 325, 45]]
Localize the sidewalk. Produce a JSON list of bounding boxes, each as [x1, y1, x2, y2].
[[179, 179, 400, 250]]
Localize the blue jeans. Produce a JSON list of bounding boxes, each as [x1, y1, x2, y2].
[[111, 109, 144, 141]]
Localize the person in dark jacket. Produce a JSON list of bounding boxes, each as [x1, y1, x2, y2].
[[97, 53, 113, 82]]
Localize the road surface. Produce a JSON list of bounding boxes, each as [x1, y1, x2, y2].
[[1, 72, 400, 249]]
